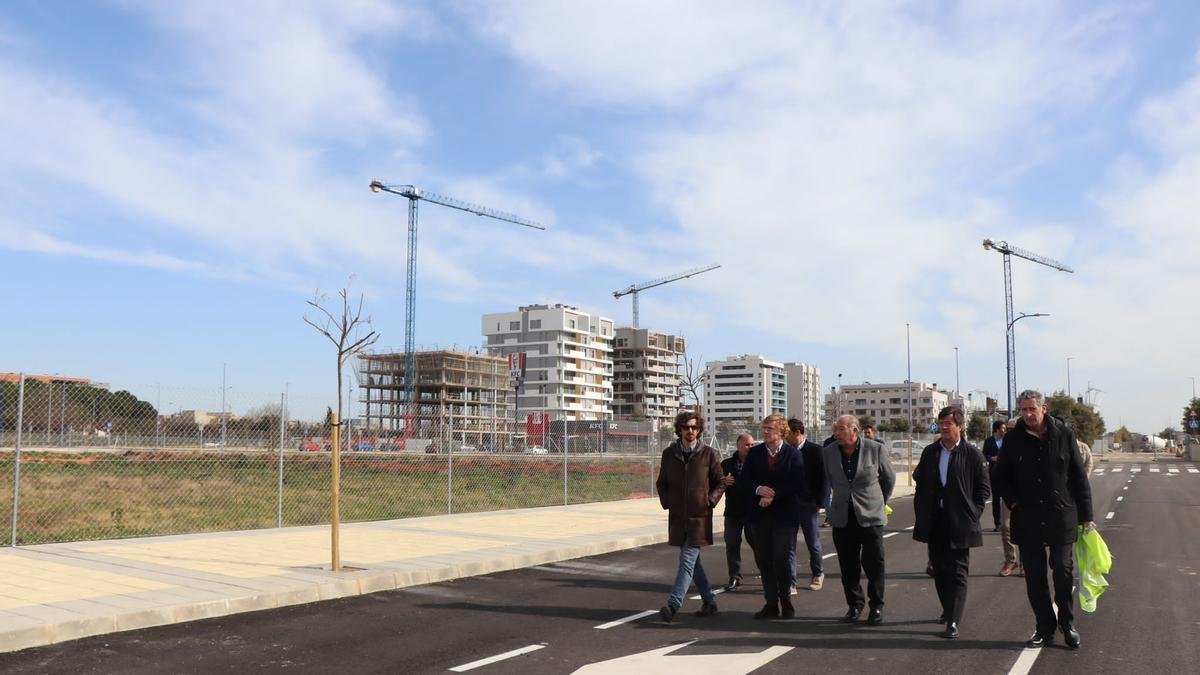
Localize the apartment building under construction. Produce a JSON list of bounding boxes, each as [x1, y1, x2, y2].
[[355, 349, 513, 450]]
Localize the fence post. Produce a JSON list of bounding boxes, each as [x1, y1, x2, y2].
[[277, 391, 285, 528], [562, 414, 568, 506], [11, 374, 26, 547], [447, 431, 453, 515]]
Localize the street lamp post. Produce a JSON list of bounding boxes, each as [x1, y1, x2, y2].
[[1005, 312, 1049, 417], [954, 347, 960, 397], [1067, 357, 1074, 399]]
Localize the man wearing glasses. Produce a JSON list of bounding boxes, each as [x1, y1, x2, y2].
[[995, 390, 1094, 650], [656, 411, 727, 623]]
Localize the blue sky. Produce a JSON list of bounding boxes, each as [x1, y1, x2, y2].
[[3, 1, 1200, 434]]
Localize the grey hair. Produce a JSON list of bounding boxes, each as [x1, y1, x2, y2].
[[736, 432, 755, 444], [1017, 389, 1044, 406], [835, 414, 860, 433]]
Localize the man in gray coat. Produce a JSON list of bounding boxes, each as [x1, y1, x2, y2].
[[823, 414, 896, 625]]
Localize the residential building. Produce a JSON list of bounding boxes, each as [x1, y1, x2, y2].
[[701, 355, 788, 426], [355, 349, 512, 449], [611, 327, 685, 427], [482, 304, 614, 422], [824, 382, 974, 430], [784, 361, 822, 432]]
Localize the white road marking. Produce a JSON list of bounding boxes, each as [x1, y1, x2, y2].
[[1007, 646, 1044, 675], [689, 587, 726, 600], [1106, 512, 1115, 520], [823, 553, 838, 559], [1150, 467, 1161, 473], [1123, 486, 1128, 490], [883, 532, 899, 539], [1189, 468, 1199, 474], [1093, 469, 1105, 475], [1168, 468, 1179, 473], [1111, 467, 1123, 473], [905, 525, 915, 531], [1131, 467, 1141, 473], [1117, 496, 1124, 502], [572, 641, 792, 674], [450, 644, 547, 672], [594, 610, 657, 630]]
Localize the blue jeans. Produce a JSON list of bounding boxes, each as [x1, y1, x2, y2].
[[667, 545, 715, 610], [791, 505, 823, 582]]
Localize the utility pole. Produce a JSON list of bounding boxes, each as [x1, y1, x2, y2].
[[954, 347, 960, 396], [906, 323, 913, 486], [982, 239, 1074, 416], [220, 363, 228, 447], [1067, 357, 1074, 399]]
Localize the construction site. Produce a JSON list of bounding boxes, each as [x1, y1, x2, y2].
[[355, 349, 513, 452]]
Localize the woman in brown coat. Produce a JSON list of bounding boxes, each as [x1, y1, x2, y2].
[[656, 410, 726, 622]]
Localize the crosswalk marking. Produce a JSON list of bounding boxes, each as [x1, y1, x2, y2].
[[1168, 468, 1179, 474], [1131, 467, 1142, 473], [1112, 467, 1124, 473], [1150, 467, 1161, 473]]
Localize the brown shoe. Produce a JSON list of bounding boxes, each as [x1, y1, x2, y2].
[[999, 562, 1018, 577]]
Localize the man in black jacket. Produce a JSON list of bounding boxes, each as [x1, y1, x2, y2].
[[981, 420, 1006, 531], [720, 432, 757, 591], [786, 418, 829, 592], [913, 406, 990, 639], [996, 390, 1094, 650]]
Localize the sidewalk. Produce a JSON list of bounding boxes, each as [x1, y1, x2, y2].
[[0, 483, 917, 654]]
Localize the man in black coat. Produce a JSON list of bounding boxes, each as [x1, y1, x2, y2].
[[741, 415, 807, 620], [720, 432, 757, 591], [981, 420, 1006, 531], [913, 406, 990, 639], [996, 390, 1094, 650]]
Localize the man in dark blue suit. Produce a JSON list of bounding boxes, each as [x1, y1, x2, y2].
[[742, 414, 811, 619], [786, 418, 829, 592]]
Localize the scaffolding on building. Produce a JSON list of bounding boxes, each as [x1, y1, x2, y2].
[[355, 349, 514, 451]]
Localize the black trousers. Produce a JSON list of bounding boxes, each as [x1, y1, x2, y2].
[[1020, 542, 1075, 633], [988, 467, 1001, 528], [832, 509, 885, 611], [928, 509, 971, 623], [724, 515, 755, 582], [750, 518, 798, 605]]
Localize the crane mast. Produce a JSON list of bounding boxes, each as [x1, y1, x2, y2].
[[371, 180, 543, 430], [613, 263, 721, 327], [982, 239, 1074, 416]]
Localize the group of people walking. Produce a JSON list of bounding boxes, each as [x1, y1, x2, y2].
[[654, 388, 1094, 649]]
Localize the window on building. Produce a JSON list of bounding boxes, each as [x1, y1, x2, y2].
[[530, 319, 541, 329], [509, 321, 520, 331]]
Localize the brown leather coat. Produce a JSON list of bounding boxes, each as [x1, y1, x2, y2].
[[655, 441, 726, 547]]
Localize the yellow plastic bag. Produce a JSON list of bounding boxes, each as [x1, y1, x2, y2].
[[1074, 526, 1113, 612], [884, 503, 893, 516]]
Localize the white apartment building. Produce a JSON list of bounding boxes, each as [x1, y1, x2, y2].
[[784, 362, 822, 432], [482, 304, 614, 421], [824, 382, 975, 430], [702, 355, 788, 425], [612, 327, 685, 427]]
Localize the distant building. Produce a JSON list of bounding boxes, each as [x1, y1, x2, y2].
[[784, 362, 822, 432], [824, 382, 974, 430], [701, 355, 788, 425], [611, 327, 685, 427], [0, 373, 108, 389], [482, 304, 614, 422]]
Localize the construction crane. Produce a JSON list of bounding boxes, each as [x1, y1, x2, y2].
[[613, 263, 721, 328], [982, 239, 1074, 417], [370, 181, 544, 426]]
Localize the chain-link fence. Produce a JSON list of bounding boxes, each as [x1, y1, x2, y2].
[[0, 375, 661, 547]]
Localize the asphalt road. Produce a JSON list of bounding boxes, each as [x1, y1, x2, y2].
[[2, 458, 1196, 674]]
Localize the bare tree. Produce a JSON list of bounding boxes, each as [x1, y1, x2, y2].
[[678, 351, 706, 413], [303, 280, 379, 571]]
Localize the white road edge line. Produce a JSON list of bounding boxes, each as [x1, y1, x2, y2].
[[449, 644, 546, 672], [594, 610, 657, 630], [1106, 511, 1115, 520], [883, 532, 899, 539], [1117, 496, 1123, 502], [1007, 646, 1043, 675]]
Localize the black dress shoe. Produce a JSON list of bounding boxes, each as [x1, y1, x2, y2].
[[724, 578, 741, 592], [754, 603, 779, 620], [1062, 624, 1081, 649], [780, 598, 795, 619], [867, 608, 883, 625], [926, 562, 935, 577], [841, 607, 861, 623], [1025, 630, 1054, 648], [942, 622, 959, 639], [694, 600, 718, 618]]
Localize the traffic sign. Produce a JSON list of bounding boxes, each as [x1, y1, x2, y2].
[[929, 423, 939, 433]]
